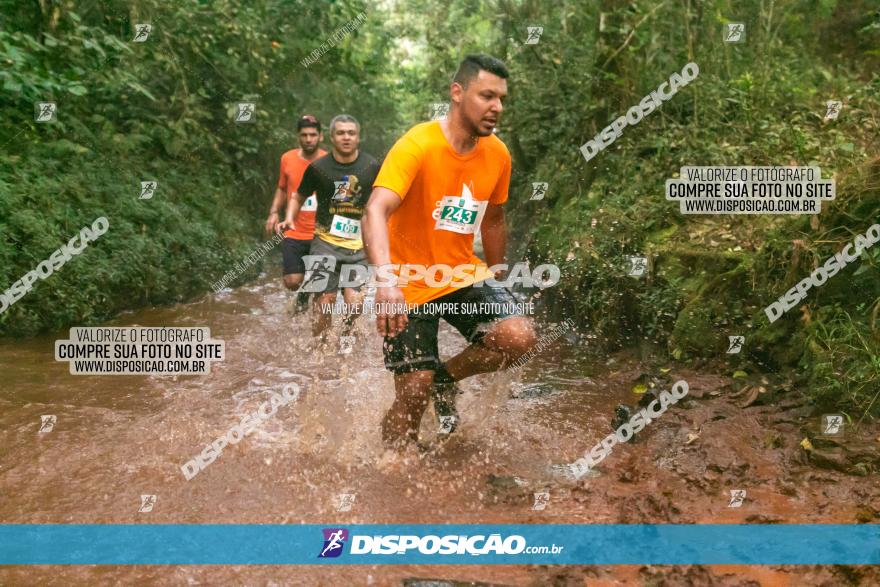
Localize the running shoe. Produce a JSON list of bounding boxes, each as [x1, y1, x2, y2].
[[288, 290, 311, 316]]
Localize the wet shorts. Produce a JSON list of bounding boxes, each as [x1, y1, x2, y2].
[[281, 237, 311, 275], [301, 237, 366, 293], [382, 283, 522, 374]]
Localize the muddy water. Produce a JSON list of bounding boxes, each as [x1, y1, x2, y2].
[[1, 268, 878, 586]]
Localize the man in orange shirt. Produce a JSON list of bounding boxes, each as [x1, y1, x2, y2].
[[363, 55, 537, 451], [264, 115, 327, 310]]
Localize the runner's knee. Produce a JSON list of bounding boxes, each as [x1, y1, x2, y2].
[[283, 274, 304, 290], [314, 292, 336, 306], [396, 370, 434, 388], [394, 371, 434, 403], [486, 317, 538, 358]]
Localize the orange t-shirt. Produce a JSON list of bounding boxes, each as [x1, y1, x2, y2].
[[277, 148, 326, 240], [373, 121, 511, 305]]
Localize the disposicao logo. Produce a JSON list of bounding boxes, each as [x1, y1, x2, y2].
[[318, 528, 349, 558], [316, 530, 558, 557]]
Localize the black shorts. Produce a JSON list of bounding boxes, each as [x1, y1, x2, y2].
[[382, 283, 524, 374], [282, 237, 311, 276]]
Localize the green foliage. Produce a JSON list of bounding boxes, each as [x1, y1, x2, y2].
[[0, 0, 398, 336], [2, 0, 878, 418], [803, 307, 880, 420], [399, 0, 880, 414]]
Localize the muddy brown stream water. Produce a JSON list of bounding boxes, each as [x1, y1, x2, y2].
[[1, 268, 878, 586]]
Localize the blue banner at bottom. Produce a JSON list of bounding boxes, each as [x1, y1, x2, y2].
[[1, 524, 878, 565]]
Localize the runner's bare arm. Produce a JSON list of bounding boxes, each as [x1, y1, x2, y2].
[[265, 187, 286, 236], [363, 187, 401, 266], [276, 191, 305, 234], [481, 203, 507, 272], [364, 187, 408, 337]]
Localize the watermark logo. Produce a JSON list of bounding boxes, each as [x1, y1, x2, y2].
[[181, 383, 300, 480], [438, 415, 457, 435], [338, 336, 355, 355], [132, 24, 152, 42], [765, 223, 880, 323], [570, 381, 689, 478], [727, 336, 744, 354], [139, 181, 157, 200], [212, 233, 283, 293], [35, 102, 56, 122], [532, 492, 550, 510], [335, 493, 356, 512], [667, 166, 835, 215], [822, 414, 844, 435], [39, 415, 57, 434], [55, 326, 224, 375], [319, 528, 349, 558], [628, 256, 647, 277], [301, 12, 367, 68], [580, 62, 699, 163], [824, 100, 842, 121], [525, 26, 543, 44], [429, 102, 450, 121], [348, 533, 540, 556], [510, 319, 575, 372], [235, 102, 256, 123], [332, 180, 350, 200], [727, 489, 746, 508], [724, 23, 745, 43], [1, 216, 109, 315], [300, 255, 336, 293], [530, 182, 548, 201], [138, 494, 157, 513], [299, 261, 561, 291]]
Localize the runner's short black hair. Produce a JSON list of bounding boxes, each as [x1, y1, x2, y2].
[[452, 54, 509, 88], [297, 114, 321, 132]]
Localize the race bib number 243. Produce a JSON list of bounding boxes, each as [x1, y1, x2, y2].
[[434, 196, 487, 234]]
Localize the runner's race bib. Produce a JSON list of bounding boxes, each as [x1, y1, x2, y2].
[[329, 214, 361, 239], [434, 195, 487, 234]]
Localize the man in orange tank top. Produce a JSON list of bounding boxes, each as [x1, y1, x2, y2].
[[264, 115, 327, 310]]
